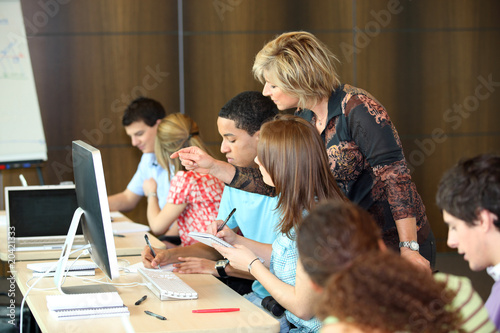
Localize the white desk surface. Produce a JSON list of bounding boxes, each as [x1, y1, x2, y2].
[[0, 211, 165, 261], [13, 256, 280, 333]]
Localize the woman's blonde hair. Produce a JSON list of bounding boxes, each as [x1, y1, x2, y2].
[[155, 113, 211, 180], [253, 31, 341, 110], [257, 114, 345, 237]]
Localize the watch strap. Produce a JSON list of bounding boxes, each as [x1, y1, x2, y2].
[[216, 260, 229, 278], [399, 240, 419, 251]]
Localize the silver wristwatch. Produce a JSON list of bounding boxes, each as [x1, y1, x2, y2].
[[399, 240, 419, 251]]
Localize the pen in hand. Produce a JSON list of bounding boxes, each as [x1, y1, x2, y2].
[[144, 234, 161, 269], [217, 208, 236, 233]]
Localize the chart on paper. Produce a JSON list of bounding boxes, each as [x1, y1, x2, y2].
[[0, 0, 47, 164]]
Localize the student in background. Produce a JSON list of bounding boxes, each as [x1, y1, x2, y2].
[[436, 154, 500, 330], [297, 200, 497, 333], [107, 97, 179, 244], [143, 113, 224, 246], [108, 97, 170, 211], [211, 115, 346, 333]]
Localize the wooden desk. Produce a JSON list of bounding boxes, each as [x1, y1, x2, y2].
[[13, 256, 280, 332], [0, 211, 165, 261]]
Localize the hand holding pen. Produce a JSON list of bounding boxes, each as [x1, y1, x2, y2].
[[144, 234, 161, 269], [217, 208, 236, 233], [208, 209, 238, 245]]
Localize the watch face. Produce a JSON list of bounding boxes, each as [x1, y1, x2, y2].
[[216, 260, 229, 278], [216, 260, 229, 268], [410, 241, 419, 251]]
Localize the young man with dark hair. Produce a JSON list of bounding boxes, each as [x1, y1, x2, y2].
[[142, 92, 292, 331], [144, 91, 279, 274], [108, 97, 172, 212], [436, 154, 500, 329]]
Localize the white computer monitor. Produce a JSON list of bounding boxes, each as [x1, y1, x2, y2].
[[54, 140, 119, 294]]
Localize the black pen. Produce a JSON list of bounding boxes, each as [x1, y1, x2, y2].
[[145, 310, 166, 320], [217, 208, 237, 233], [144, 234, 161, 269], [135, 295, 147, 305]]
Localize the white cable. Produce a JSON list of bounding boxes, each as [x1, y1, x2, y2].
[[20, 250, 144, 331], [74, 275, 147, 288], [25, 250, 88, 291], [19, 247, 85, 333]]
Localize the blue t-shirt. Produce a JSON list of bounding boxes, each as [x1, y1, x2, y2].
[[127, 153, 173, 209], [216, 186, 280, 298]]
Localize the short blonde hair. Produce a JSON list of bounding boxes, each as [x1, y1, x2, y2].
[[253, 31, 341, 110], [155, 113, 210, 180]]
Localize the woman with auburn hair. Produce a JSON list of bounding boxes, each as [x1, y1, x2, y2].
[[211, 114, 346, 333], [143, 113, 224, 246], [318, 251, 464, 333], [296, 200, 497, 333], [172, 31, 435, 271]]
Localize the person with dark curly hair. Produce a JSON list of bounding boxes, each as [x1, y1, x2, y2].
[[436, 154, 500, 330], [319, 251, 463, 333], [297, 200, 497, 332]]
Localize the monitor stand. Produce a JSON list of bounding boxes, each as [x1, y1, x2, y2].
[[54, 207, 116, 294]]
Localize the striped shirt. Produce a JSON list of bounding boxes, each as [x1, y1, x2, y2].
[[322, 273, 498, 332], [434, 273, 498, 332]]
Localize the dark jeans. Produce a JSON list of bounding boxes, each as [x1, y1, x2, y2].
[[419, 229, 436, 269], [157, 235, 182, 246], [216, 276, 254, 295]]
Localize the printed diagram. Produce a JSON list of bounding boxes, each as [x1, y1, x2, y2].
[[0, 39, 28, 80]]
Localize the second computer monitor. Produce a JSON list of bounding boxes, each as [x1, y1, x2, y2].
[[72, 140, 119, 280]]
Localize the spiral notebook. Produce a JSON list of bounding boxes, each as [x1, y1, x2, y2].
[[188, 232, 234, 248], [46, 292, 129, 320]]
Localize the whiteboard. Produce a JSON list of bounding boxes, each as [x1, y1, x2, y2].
[[0, 0, 47, 164]]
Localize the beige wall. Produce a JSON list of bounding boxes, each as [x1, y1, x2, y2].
[[2, 0, 499, 251]]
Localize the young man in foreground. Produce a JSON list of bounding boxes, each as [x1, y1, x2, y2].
[[436, 154, 500, 330]]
